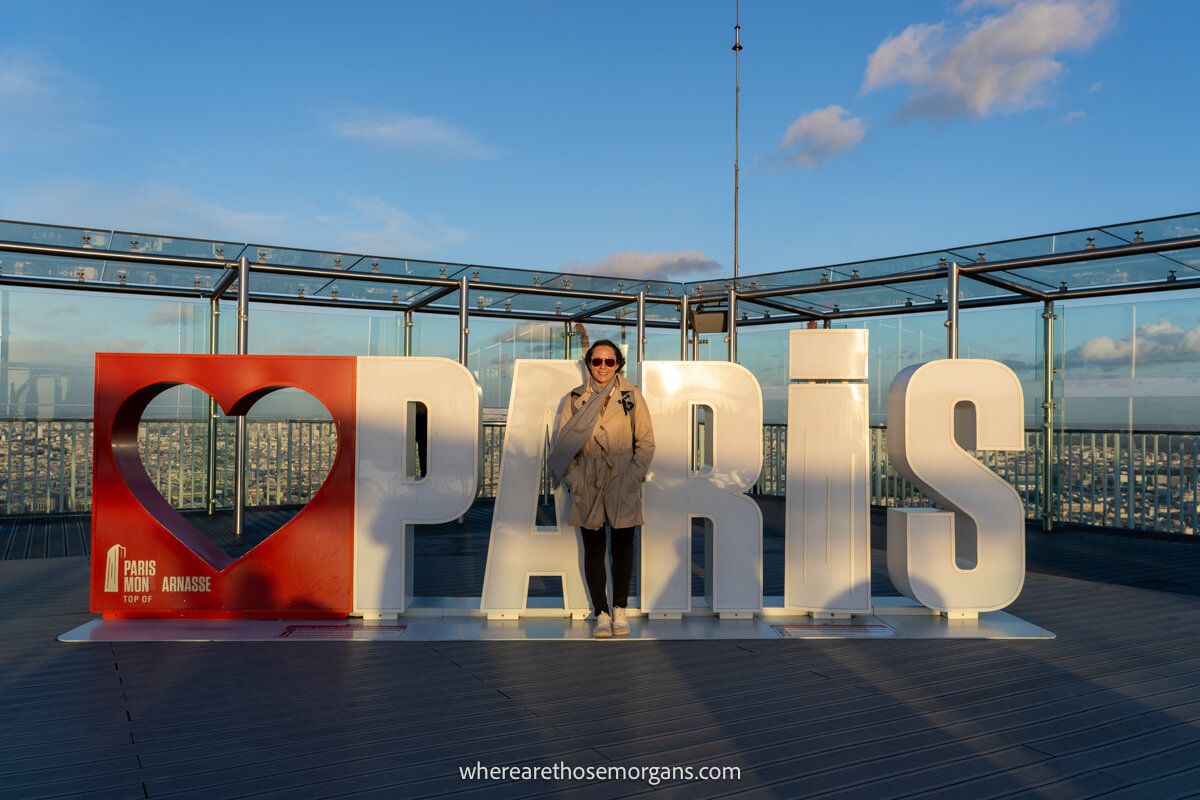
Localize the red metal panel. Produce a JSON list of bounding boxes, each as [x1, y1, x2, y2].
[[90, 354, 356, 619]]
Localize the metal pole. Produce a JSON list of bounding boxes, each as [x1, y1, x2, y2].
[[822, 318, 832, 330], [636, 291, 646, 383], [727, 287, 738, 362], [458, 275, 469, 365], [946, 260, 960, 358], [563, 320, 573, 359], [234, 255, 249, 537], [1042, 300, 1056, 531], [679, 295, 689, 360], [205, 296, 219, 514], [0, 290, 9, 416], [403, 309, 413, 356], [732, 1, 742, 282]]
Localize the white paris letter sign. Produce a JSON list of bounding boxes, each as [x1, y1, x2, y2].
[[479, 360, 590, 619], [641, 361, 764, 618], [355, 358, 480, 617], [784, 329, 871, 617], [344, 328, 1028, 621], [886, 359, 1026, 618]]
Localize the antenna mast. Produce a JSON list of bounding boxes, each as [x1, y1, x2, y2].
[[732, 0, 742, 281]]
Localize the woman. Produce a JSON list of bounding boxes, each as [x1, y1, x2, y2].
[[549, 340, 655, 638]]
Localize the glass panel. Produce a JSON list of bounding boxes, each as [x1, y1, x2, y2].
[[731, 325, 789, 422], [755, 278, 951, 314], [6, 212, 1200, 312], [997, 247, 1200, 293], [248, 245, 365, 271], [0, 253, 224, 290], [247, 271, 340, 300], [838, 312, 947, 425], [1058, 290, 1200, 431], [249, 304, 396, 356], [1101, 213, 1200, 245], [343, 256, 466, 281], [946, 229, 1126, 264], [107, 230, 242, 261], [0, 287, 208, 422], [0, 220, 115, 250], [690, 252, 952, 297]]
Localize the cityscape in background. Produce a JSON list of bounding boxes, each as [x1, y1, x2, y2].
[[2, 285, 1199, 429], [1, 415, 1195, 538], [1, 280, 1198, 537]]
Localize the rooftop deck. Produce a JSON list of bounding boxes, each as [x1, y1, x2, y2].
[[3, 504, 1199, 798]]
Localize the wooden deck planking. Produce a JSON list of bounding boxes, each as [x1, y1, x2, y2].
[[0, 514, 1197, 797]]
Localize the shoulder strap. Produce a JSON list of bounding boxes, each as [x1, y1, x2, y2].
[[623, 391, 636, 447]]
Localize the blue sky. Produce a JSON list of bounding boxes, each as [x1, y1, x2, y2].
[[3, 0, 1200, 430], [2, 0, 1197, 281]]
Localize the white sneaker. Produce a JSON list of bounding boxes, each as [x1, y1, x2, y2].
[[593, 611, 613, 638], [612, 607, 630, 636]]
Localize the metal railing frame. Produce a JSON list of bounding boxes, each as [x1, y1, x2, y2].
[[2, 419, 1196, 537], [3, 222, 1200, 539]]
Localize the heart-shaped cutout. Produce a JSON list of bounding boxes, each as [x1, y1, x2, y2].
[[110, 377, 345, 573], [134, 384, 337, 562]]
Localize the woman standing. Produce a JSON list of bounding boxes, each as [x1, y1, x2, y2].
[[549, 340, 655, 638]]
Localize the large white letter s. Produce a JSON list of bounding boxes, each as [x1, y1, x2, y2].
[[886, 359, 1026, 617]]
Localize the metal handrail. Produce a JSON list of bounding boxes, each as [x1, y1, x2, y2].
[[1, 419, 1195, 536]]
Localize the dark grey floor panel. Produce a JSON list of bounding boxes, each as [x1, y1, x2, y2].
[[2, 519, 1200, 797]]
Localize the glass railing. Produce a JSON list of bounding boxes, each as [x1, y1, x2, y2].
[[1, 419, 1196, 536]]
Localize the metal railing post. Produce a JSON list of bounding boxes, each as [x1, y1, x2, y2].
[[563, 320, 573, 360], [636, 291, 646, 382], [1042, 300, 1056, 531], [206, 296, 220, 514], [946, 260, 960, 358], [234, 255, 249, 537], [679, 295, 689, 360], [1, 290, 9, 418], [458, 276, 469, 365], [403, 309, 413, 356], [727, 287, 738, 362]]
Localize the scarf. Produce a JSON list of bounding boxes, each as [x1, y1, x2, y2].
[[547, 377, 616, 486]]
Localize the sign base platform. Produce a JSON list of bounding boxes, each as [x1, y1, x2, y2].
[[60, 601, 1053, 642]]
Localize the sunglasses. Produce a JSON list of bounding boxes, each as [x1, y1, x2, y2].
[[590, 358, 617, 368]]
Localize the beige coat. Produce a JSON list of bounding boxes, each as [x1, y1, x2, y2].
[[557, 372, 655, 529]]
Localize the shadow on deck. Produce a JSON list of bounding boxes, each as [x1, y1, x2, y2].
[[2, 499, 1200, 797], [5, 497, 1197, 599]]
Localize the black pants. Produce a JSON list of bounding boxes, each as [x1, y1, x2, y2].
[[581, 525, 635, 615]]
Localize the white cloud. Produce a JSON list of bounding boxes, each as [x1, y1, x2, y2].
[[564, 249, 724, 281], [864, 23, 945, 94], [0, 180, 469, 258], [331, 111, 498, 159], [0, 53, 51, 102], [6, 180, 284, 242], [0, 50, 107, 149], [315, 195, 469, 255], [957, 0, 1022, 9], [1068, 319, 1200, 367], [863, 0, 1115, 119], [769, 105, 866, 167], [1062, 110, 1086, 123], [145, 303, 186, 326], [1088, 80, 1103, 93]]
